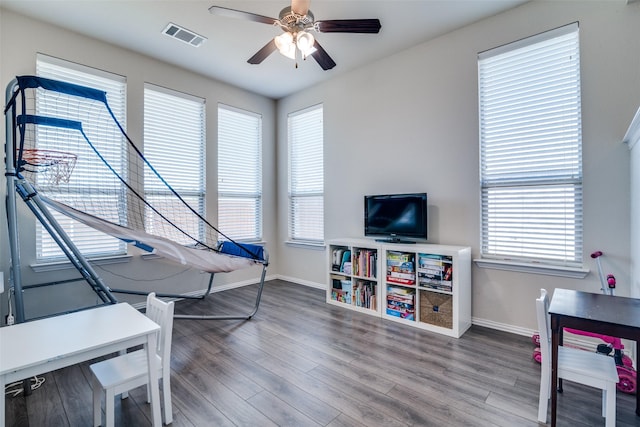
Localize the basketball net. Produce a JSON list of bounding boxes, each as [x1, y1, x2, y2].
[[19, 149, 77, 186]]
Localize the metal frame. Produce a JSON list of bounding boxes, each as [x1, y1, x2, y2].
[[4, 77, 269, 323], [5, 78, 117, 323], [110, 251, 269, 320]]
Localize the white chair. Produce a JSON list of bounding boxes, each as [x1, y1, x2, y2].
[[90, 293, 174, 426], [536, 288, 619, 426]]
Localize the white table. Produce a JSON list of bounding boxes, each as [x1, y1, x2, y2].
[[0, 303, 161, 426]]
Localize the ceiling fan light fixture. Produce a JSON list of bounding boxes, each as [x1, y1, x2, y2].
[[274, 31, 293, 50], [296, 31, 315, 57], [274, 32, 296, 59]]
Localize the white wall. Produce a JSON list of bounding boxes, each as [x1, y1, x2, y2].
[[277, 1, 640, 334], [0, 9, 277, 319], [629, 112, 640, 298]]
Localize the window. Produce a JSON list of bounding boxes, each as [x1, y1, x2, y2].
[[36, 55, 127, 261], [218, 104, 262, 241], [143, 84, 206, 245], [478, 23, 582, 268], [288, 105, 324, 243]]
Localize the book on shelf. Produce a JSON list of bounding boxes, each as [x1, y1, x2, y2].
[[343, 261, 352, 275], [386, 276, 415, 285], [387, 251, 415, 262], [387, 285, 415, 296], [387, 260, 414, 270], [341, 280, 352, 304], [386, 308, 415, 320], [331, 248, 345, 271], [387, 271, 416, 280], [330, 275, 342, 290], [340, 250, 351, 273], [387, 285, 414, 301], [387, 269, 416, 285], [387, 296, 415, 312], [418, 282, 452, 292]]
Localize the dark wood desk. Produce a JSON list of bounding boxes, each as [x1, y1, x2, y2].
[[549, 288, 640, 426]]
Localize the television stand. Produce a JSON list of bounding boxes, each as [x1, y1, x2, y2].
[[327, 238, 472, 338]]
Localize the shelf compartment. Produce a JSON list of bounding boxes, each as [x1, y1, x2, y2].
[[330, 275, 352, 305], [352, 248, 378, 279], [353, 279, 377, 310], [417, 253, 453, 292], [331, 246, 351, 273], [386, 285, 415, 321], [386, 251, 416, 286]]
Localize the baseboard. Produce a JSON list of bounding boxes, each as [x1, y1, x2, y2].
[[472, 316, 636, 363], [472, 317, 535, 337], [275, 274, 325, 290]]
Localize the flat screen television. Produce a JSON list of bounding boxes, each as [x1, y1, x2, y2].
[[364, 193, 428, 243]]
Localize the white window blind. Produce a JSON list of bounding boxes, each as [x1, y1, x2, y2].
[[143, 84, 205, 245], [218, 104, 262, 241], [478, 23, 583, 266], [36, 55, 127, 261], [288, 105, 324, 243]]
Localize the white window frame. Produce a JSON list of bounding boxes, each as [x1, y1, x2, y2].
[[477, 23, 586, 277], [143, 84, 206, 245], [35, 55, 127, 261], [288, 104, 324, 245], [217, 104, 263, 242]]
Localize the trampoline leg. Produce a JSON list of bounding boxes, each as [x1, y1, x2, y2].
[[174, 264, 268, 321]]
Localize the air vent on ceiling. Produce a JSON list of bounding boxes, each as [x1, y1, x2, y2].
[[162, 23, 206, 47]]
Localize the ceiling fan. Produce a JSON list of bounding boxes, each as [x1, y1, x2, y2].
[[208, 0, 381, 70]]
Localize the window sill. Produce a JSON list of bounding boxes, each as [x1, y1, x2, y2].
[[473, 258, 589, 279], [30, 254, 133, 273], [285, 240, 326, 251]]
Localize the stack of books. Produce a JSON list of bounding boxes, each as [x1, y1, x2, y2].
[[386, 251, 415, 285], [386, 285, 415, 320], [354, 249, 377, 278], [418, 253, 453, 291]]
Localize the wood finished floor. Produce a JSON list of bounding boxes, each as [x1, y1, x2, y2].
[[4, 279, 640, 426]]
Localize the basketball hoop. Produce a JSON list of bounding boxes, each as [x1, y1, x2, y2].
[[19, 149, 77, 186]]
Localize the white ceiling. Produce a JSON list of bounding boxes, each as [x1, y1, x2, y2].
[[1, 0, 528, 99]]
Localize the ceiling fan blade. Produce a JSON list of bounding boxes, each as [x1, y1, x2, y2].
[[208, 5, 277, 25], [291, 0, 310, 16], [248, 39, 278, 65], [316, 19, 381, 34], [310, 40, 336, 70]]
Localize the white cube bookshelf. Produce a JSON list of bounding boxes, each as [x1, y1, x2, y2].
[[327, 238, 471, 338]]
